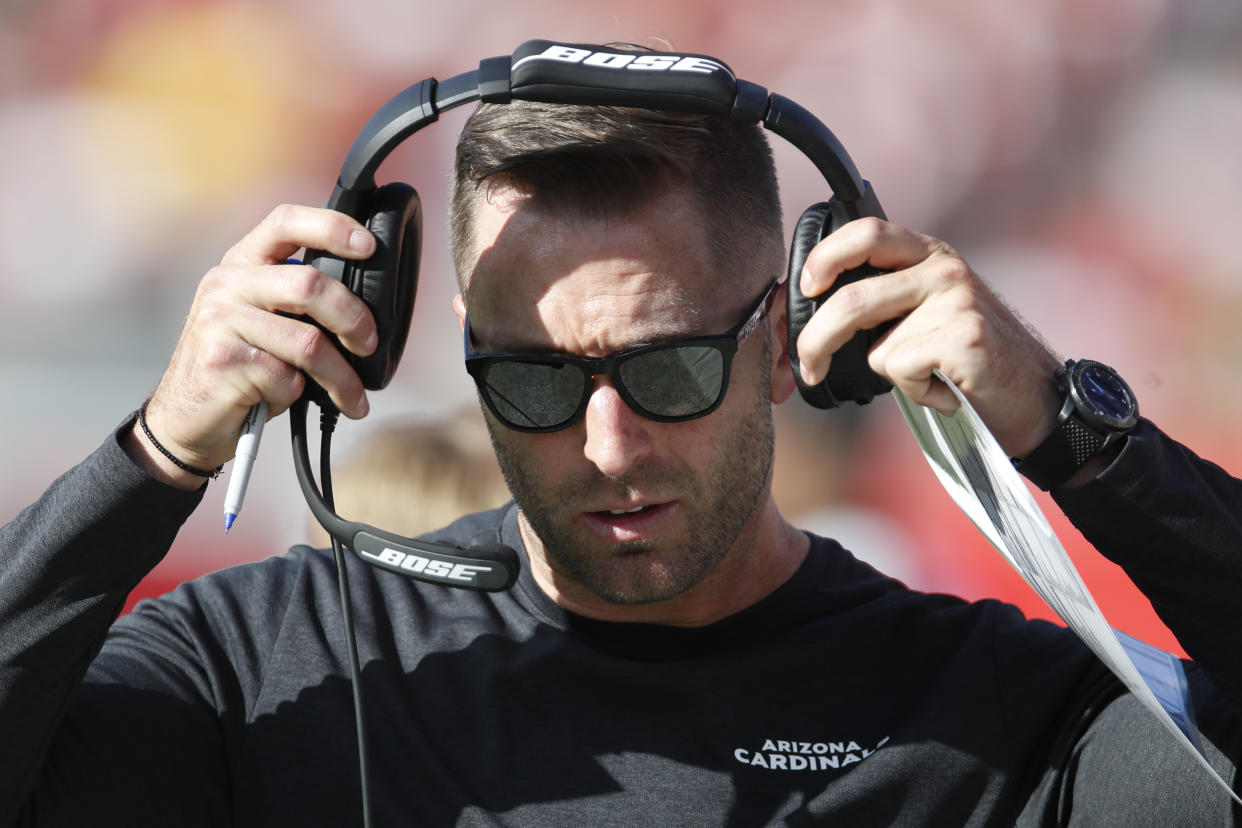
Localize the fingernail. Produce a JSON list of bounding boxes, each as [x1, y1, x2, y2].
[[357, 395, 370, 418], [350, 229, 375, 256], [364, 329, 379, 354], [800, 362, 815, 385]]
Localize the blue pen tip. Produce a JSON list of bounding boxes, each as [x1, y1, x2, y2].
[[224, 513, 236, 533]]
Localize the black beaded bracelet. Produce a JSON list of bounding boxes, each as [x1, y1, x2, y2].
[[137, 400, 222, 479]]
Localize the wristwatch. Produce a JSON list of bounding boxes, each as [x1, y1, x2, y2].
[[1014, 359, 1139, 491]]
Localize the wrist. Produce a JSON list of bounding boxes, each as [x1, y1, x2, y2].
[[1058, 439, 1126, 489], [125, 403, 221, 491], [1012, 359, 1139, 491]]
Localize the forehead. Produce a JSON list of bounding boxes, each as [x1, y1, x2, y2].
[[465, 186, 735, 351]]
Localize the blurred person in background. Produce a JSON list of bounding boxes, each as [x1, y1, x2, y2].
[[771, 404, 926, 587], [303, 410, 509, 547], [3, 40, 1242, 826]]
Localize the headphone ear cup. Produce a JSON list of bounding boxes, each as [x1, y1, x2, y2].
[[349, 182, 422, 391], [786, 203, 837, 408], [785, 201, 895, 409]]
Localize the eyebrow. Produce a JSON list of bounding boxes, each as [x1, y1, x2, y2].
[[463, 304, 709, 356], [465, 276, 779, 358], [464, 316, 707, 358]]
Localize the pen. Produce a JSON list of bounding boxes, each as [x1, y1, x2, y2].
[[223, 400, 268, 533]]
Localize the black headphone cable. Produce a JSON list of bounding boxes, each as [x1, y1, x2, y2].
[[313, 402, 375, 828]]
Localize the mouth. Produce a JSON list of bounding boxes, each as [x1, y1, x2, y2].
[[583, 501, 676, 543], [603, 504, 654, 516]]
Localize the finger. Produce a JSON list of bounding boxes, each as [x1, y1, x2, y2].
[[866, 288, 1064, 453], [147, 314, 358, 476], [221, 203, 376, 267], [213, 340, 307, 417], [794, 261, 935, 386], [212, 262, 378, 358], [868, 324, 966, 416], [799, 217, 941, 299], [227, 305, 370, 418]]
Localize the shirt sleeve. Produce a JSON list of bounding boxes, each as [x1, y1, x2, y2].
[[1053, 418, 1242, 707], [1047, 418, 1242, 816], [0, 414, 205, 826]]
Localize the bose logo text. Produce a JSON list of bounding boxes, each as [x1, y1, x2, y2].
[[517, 45, 730, 77], [362, 548, 490, 583]]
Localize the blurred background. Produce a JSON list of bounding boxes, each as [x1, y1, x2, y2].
[[3, 0, 1240, 656]]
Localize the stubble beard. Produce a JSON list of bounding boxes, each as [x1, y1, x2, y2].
[[482, 346, 776, 606]]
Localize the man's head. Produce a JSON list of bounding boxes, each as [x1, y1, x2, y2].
[[448, 97, 798, 621]]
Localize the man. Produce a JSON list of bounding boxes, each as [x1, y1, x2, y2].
[[2, 94, 1240, 825]]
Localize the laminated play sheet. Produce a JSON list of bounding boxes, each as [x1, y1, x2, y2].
[[892, 369, 1236, 803]]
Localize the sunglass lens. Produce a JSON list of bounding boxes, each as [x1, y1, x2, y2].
[[620, 346, 724, 418], [482, 360, 585, 429]]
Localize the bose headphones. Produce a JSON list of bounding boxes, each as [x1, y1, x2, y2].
[[293, 39, 894, 594]]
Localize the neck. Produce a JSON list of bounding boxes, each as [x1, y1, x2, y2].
[[521, 499, 810, 627]]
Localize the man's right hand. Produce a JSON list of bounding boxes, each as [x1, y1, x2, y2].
[[125, 204, 379, 489]]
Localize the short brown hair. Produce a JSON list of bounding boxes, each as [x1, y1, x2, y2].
[[448, 100, 785, 297]]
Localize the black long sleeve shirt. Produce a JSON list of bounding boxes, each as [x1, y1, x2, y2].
[[2, 417, 1240, 825]]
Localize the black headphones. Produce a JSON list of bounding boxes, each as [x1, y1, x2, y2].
[[294, 39, 894, 593]]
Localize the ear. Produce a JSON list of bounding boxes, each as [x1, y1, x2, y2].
[[452, 294, 467, 332], [769, 281, 797, 405]]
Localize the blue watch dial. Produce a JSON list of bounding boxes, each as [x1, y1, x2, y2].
[[1072, 361, 1138, 430]]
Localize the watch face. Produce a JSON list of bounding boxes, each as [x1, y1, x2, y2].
[[1072, 361, 1139, 430]]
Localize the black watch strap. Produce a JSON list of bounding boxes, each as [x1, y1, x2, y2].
[[1016, 394, 1106, 491], [1014, 359, 1138, 491]]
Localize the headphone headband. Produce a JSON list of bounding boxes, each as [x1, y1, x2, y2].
[[330, 39, 867, 215]]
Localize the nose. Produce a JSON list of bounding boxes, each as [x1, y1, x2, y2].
[[581, 376, 652, 478]]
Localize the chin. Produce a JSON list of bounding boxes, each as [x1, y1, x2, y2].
[[573, 552, 709, 606]]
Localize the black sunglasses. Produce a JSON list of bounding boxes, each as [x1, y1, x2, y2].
[[463, 277, 783, 433]]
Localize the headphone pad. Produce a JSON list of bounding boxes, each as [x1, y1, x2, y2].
[[786, 203, 837, 408], [348, 183, 422, 390], [785, 201, 894, 409]]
